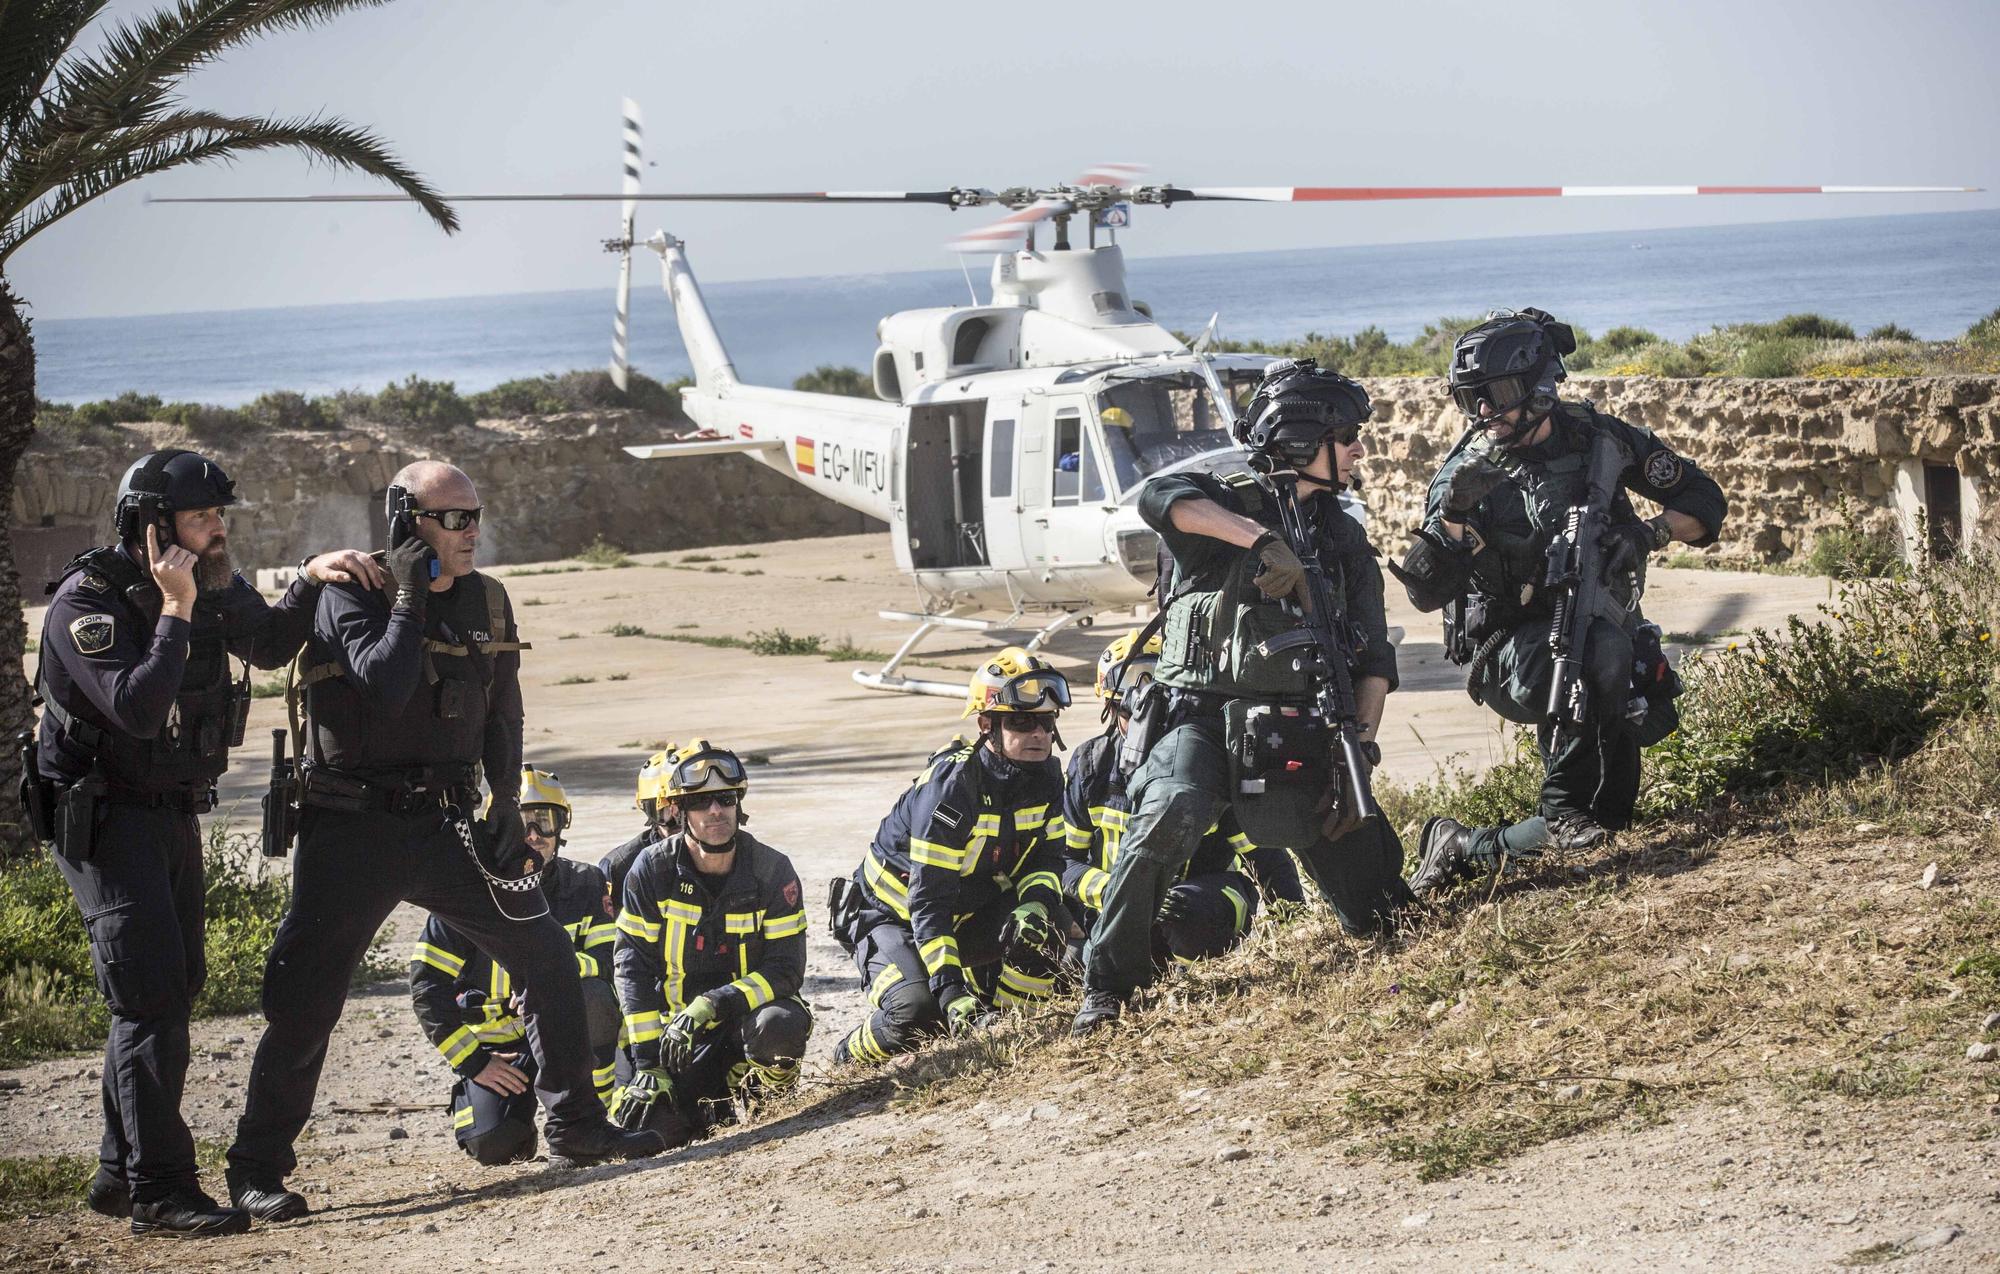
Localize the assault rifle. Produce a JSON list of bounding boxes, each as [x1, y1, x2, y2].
[[1541, 431, 1634, 752], [1253, 463, 1378, 826]]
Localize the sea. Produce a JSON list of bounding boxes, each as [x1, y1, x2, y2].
[[31, 208, 2000, 406]]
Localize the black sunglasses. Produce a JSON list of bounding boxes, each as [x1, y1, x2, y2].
[[998, 713, 1057, 733], [414, 507, 483, 531], [680, 792, 740, 811]]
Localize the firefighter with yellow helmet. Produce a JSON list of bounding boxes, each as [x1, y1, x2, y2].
[[611, 742, 810, 1142], [599, 746, 679, 912], [830, 647, 1072, 1064], [407, 767, 623, 1164], [1062, 632, 1266, 968]]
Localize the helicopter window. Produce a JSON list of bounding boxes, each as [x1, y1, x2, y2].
[[1095, 370, 1261, 495], [989, 418, 1015, 499], [1052, 411, 1083, 505]]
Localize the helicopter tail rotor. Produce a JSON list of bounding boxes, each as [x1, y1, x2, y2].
[[610, 97, 643, 392]]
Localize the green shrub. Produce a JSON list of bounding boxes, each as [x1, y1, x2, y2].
[[573, 536, 632, 568], [369, 376, 475, 429], [1806, 525, 1906, 579], [1767, 313, 1856, 341], [244, 390, 332, 431], [792, 365, 874, 398], [1736, 337, 1809, 378], [1867, 323, 1916, 342], [1593, 326, 1659, 356], [1967, 308, 2000, 349], [747, 628, 825, 656]]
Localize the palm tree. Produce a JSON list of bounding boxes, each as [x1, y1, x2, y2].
[[0, 0, 457, 848]]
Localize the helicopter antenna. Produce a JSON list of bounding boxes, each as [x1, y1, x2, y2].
[[609, 98, 643, 392], [956, 253, 978, 306]]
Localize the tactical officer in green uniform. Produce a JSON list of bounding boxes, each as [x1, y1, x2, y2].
[[1072, 361, 1414, 1035], [1393, 310, 1727, 893]]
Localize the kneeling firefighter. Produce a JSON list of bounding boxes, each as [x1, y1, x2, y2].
[[830, 649, 1073, 1064], [408, 768, 623, 1165], [1073, 360, 1416, 1035], [611, 742, 811, 1141], [1063, 631, 1261, 966]]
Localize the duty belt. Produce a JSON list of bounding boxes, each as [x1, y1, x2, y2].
[[301, 765, 476, 817], [104, 783, 218, 814]]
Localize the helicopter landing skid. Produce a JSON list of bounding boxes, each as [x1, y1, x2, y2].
[[851, 608, 1092, 698]]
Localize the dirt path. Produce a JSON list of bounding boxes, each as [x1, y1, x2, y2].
[[8, 539, 1918, 1271]]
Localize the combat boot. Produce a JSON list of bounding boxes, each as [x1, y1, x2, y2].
[[1070, 989, 1124, 1037], [546, 1120, 670, 1169], [1410, 817, 1479, 897], [129, 1188, 250, 1238], [85, 1171, 130, 1220], [227, 1171, 310, 1222], [1547, 811, 1610, 854]]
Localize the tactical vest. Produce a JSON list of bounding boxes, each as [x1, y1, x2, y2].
[[1155, 471, 1316, 702], [38, 546, 249, 788], [1463, 405, 1634, 617], [288, 571, 528, 770]]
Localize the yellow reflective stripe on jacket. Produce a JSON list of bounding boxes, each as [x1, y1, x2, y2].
[[1078, 865, 1111, 911], [617, 908, 662, 944], [724, 910, 760, 935], [659, 902, 697, 1011], [910, 837, 966, 871], [729, 972, 776, 1011], [919, 934, 961, 975], [863, 852, 912, 919], [867, 962, 904, 1007], [452, 1104, 475, 1130], [411, 941, 465, 978], [1017, 869, 1060, 900], [993, 962, 1055, 1006], [1224, 885, 1250, 934], [1014, 803, 1050, 831], [762, 909, 807, 939], [437, 1024, 480, 1067], [1227, 829, 1254, 854], [575, 950, 600, 980], [1066, 818, 1093, 850], [625, 1009, 664, 1044]]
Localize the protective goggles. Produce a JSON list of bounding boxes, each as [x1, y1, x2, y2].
[[997, 712, 1058, 734], [1101, 659, 1157, 700], [414, 506, 483, 531], [988, 669, 1072, 713], [670, 750, 747, 792], [1451, 377, 1528, 421], [522, 809, 567, 837], [679, 791, 740, 811]]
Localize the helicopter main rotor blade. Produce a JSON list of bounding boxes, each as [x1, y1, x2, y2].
[[1159, 183, 1981, 203], [149, 190, 966, 206], [611, 98, 643, 393]]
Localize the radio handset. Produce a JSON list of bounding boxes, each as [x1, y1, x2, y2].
[[384, 484, 441, 581]]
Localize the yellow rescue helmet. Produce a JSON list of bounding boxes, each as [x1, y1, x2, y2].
[[662, 739, 749, 801], [519, 766, 572, 830], [961, 646, 1072, 719], [1095, 629, 1162, 701], [1099, 406, 1134, 429], [634, 746, 676, 821]]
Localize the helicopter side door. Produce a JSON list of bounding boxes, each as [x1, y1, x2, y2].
[[1017, 395, 1114, 591]]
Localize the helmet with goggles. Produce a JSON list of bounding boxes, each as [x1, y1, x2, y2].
[[662, 740, 749, 803], [1447, 308, 1576, 434], [634, 745, 677, 825], [517, 766, 572, 839], [1233, 359, 1372, 468], [1095, 630, 1162, 702], [962, 646, 1071, 719]]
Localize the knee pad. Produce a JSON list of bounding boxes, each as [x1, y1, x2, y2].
[[742, 1001, 813, 1066], [462, 1117, 536, 1166]]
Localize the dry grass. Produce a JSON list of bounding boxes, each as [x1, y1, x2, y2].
[[752, 725, 2000, 1183]]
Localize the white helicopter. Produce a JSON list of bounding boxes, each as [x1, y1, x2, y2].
[[158, 102, 1977, 696]]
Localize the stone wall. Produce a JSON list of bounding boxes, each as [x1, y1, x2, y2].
[[12, 412, 879, 587], [1356, 376, 1999, 562]]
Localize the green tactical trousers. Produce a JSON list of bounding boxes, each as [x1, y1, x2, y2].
[[1080, 711, 1412, 1000]]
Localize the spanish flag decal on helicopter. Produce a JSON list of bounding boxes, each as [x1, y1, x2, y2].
[[794, 437, 816, 475]]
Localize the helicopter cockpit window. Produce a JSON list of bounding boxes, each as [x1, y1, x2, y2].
[[1095, 369, 1262, 496], [1052, 410, 1083, 505]]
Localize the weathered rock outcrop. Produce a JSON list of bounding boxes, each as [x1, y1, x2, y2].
[[1357, 376, 1997, 559], [13, 411, 877, 587]]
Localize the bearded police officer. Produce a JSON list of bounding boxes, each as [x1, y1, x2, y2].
[[226, 462, 662, 1221], [1072, 361, 1414, 1036], [30, 449, 381, 1236], [1394, 309, 1727, 894]]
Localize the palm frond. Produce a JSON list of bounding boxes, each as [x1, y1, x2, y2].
[[0, 109, 457, 266], [0, 0, 104, 140]]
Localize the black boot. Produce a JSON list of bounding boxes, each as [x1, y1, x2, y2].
[[227, 1172, 310, 1223], [85, 1171, 130, 1220], [545, 1120, 668, 1169], [1410, 817, 1479, 897], [129, 1188, 250, 1238], [1547, 810, 1610, 854], [1070, 989, 1124, 1037]]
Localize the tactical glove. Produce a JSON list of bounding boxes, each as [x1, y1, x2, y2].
[[1386, 527, 1474, 614], [1442, 457, 1509, 520], [1001, 900, 1057, 958], [477, 798, 535, 878], [1599, 521, 1656, 581], [941, 989, 984, 1038], [609, 1067, 672, 1131], [384, 538, 437, 614], [1250, 535, 1307, 604], [661, 994, 722, 1072], [1156, 888, 1190, 926]]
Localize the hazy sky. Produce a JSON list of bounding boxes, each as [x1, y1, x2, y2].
[[12, 0, 1997, 319]]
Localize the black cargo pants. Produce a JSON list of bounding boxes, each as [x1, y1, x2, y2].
[[228, 803, 605, 1181], [51, 802, 206, 1203]]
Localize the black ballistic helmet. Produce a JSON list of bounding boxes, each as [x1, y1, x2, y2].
[[112, 449, 238, 543], [1447, 308, 1577, 430], [1234, 358, 1373, 467]]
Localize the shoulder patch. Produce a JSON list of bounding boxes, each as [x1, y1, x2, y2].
[[68, 612, 116, 655], [1644, 450, 1684, 489], [782, 879, 800, 908], [934, 801, 965, 831]]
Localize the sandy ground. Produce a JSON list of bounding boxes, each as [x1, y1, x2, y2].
[[10, 536, 1951, 1272]]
